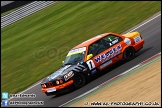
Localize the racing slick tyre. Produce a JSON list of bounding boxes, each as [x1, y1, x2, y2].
[[123, 47, 135, 60], [73, 73, 86, 89]]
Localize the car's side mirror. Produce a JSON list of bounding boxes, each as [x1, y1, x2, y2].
[[87, 54, 93, 60], [62, 61, 64, 64]]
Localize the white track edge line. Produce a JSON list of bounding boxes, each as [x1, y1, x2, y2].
[[129, 13, 161, 32]]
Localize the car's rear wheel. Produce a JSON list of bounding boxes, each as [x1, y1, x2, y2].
[[73, 73, 86, 89], [123, 47, 135, 60]]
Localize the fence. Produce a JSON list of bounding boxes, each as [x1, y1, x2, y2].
[[1, 1, 56, 28]]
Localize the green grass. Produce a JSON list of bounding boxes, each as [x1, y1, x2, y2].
[[1, 1, 161, 94]]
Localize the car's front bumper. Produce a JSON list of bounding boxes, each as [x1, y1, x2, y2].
[[41, 80, 74, 95]]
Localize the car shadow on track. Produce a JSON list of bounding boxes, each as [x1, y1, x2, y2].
[[50, 86, 76, 99], [135, 47, 152, 58]]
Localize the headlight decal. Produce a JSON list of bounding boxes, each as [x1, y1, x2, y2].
[[56, 80, 60, 85], [56, 79, 63, 85], [41, 84, 46, 88]]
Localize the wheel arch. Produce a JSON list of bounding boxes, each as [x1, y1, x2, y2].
[[72, 64, 88, 81], [122, 45, 135, 59]]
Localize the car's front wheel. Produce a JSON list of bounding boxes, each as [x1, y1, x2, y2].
[[73, 73, 86, 89]]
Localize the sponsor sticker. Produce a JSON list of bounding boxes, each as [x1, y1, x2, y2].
[[109, 39, 119, 46], [134, 36, 141, 43], [68, 47, 86, 56], [64, 71, 74, 81], [47, 88, 56, 93], [100, 60, 112, 69], [91, 69, 97, 74], [124, 38, 131, 45], [94, 44, 122, 63]]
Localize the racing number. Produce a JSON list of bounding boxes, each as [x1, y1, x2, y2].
[[86, 60, 95, 70]]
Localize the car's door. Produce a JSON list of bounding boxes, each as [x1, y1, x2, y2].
[[86, 34, 124, 72], [97, 34, 123, 70], [86, 39, 107, 72]]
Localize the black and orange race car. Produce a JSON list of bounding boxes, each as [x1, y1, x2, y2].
[[41, 31, 144, 96]]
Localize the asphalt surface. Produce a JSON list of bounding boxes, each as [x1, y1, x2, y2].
[[4, 11, 161, 107]]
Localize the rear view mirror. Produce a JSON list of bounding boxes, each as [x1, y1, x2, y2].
[[86, 54, 93, 61]]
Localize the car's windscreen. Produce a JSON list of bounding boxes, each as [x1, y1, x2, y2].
[[63, 51, 85, 65], [63, 47, 86, 65]]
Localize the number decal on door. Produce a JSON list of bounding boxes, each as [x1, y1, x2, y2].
[[86, 60, 95, 70]]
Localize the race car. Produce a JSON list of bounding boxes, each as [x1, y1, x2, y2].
[[41, 31, 144, 96]]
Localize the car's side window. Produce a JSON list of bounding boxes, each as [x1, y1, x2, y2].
[[102, 34, 122, 49], [88, 40, 106, 57]]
